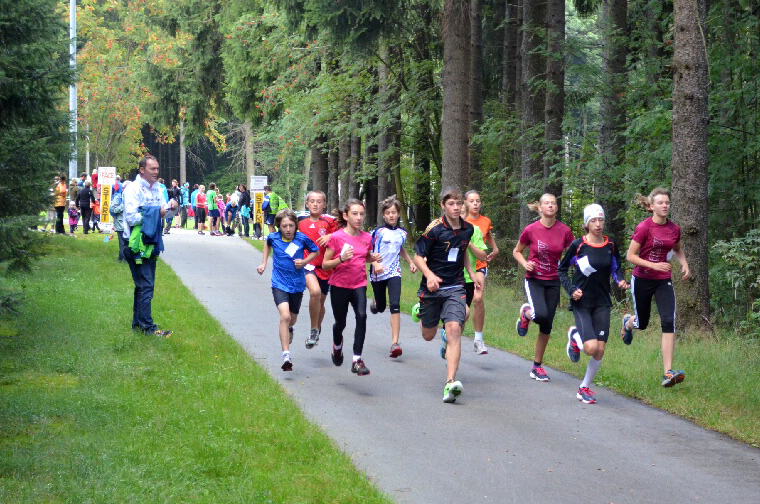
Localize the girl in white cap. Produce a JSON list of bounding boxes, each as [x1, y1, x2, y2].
[[558, 204, 628, 403]]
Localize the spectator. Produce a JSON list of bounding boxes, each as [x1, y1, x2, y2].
[[237, 184, 251, 237], [53, 174, 68, 234], [76, 180, 97, 234]]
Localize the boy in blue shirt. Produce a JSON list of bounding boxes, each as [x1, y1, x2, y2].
[[257, 209, 319, 371]]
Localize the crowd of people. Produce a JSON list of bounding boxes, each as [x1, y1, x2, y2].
[[84, 156, 689, 406]]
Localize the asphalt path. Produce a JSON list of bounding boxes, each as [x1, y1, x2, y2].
[[160, 228, 759, 503]]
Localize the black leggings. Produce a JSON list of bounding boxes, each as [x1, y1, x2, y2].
[[524, 278, 561, 335], [80, 207, 92, 234], [330, 285, 368, 356], [631, 276, 676, 333], [572, 306, 611, 343], [371, 277, 402, 314], [55, 206, 65, 234]]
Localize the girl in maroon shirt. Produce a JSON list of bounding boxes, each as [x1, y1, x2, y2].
[[512, 193, 575, 382], [621, 187, 690, 388]]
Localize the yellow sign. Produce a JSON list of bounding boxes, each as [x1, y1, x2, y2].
[[101, 185, 111, 223], [253, 191, 264, 227]]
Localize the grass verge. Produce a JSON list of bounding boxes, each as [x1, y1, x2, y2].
[[0, 234, 391, 503], [248, 237, 760, 445]]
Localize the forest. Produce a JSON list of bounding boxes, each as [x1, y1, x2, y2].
[[4, 0, 760, 333]]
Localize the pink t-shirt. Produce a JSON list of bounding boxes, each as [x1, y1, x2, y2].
[[518, 220, 574, 281], [631, 217, 681, 280], [327, 228, 373, 289]]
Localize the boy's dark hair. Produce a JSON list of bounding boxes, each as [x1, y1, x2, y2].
[[264, 185, 272, 192], [381, 195, 402, 215], [209, 183, 216, 190], [439, 186, 463, 204], [335, 199, 365, 228], [274, 209, 298, 228]]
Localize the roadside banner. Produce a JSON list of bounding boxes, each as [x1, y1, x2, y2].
[[251, 176, 268, 191], [101, 184, 111, 223], [99, 166, 116, 187], [253, 191, 264, 229]]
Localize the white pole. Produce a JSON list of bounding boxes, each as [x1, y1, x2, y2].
[[68, 0, 78, 181]]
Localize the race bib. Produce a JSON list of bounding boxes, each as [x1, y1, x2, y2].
[[285, 242, 299, 258], [447, 247, 459, 262], [341, 243, 353, 257], [666, 250, 674, 261], [577, 256, 597, 276]]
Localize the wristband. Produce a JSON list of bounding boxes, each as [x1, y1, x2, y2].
[[339, 256, 344, 263]]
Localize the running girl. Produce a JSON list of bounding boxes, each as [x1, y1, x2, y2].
[[322, 200, 382, 376], [464, 190, 500, 355], [413, 187, 480, 403], [558, 204, 628, 404], [369, 195, 417, 358], [256, 209, 319, 371], [512, 193, 575, 382], [297, 190, 338, 349], [621, 187, 690, 387]]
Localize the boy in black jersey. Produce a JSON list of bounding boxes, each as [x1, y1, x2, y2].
[[557, 204, 629, 404], [414, 187, 481, 403]]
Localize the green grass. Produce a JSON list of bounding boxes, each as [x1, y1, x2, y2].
[[0, 234, 391, 503], [250, 237, 760, 445]]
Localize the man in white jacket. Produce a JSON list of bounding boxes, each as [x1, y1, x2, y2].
[[122, 155, 177, 337]]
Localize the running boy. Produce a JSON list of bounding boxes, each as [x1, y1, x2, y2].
[[257, 209, 319, 371], [413, 187, 480, 403]]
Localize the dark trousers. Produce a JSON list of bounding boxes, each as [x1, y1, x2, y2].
[[180, 206, 188, 228], [330, 285, 368, 356], [117, 232, 126, 261], [524, 278, 561, 335], [241, 216, 249, 236], [54, 206, 65, 234], [81, 207, 92, 234], [124, 247, 157, 332]]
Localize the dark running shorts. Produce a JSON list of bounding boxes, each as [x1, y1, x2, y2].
[[417, 285, 467, 328], [305, 269, 330, 295], [209, 209, 220, 218], [465, 282, 475, 306], [476, 267, 488, 277], [272, 287, 303, 314]]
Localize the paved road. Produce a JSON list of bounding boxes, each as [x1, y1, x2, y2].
[[161, 228, 759, 503]]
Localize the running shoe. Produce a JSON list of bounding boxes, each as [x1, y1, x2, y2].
[[331, 346, 344, 367], [411, 302, 421, 323], [516, 303, 531, 337], [351, 359, 370, 376], [530, 365, 550, 382], [389, 343, 402, 358], [621, 314, 634, 345], [442, 380, 463, 403], [440, 329, 447, 359], [288, 326, 294, 344], [474, 339, 488, 355], [305, 328, 319, 349], [577, 387, 596, 404], [566, 326, 581, 363], [281, 356, 293, 371], [662, 369, 685, 387], [369, 300, 378, 314], [151, 329, 173, 338]]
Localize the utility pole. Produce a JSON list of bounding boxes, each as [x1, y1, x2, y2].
[[68, 0, 78, 181]]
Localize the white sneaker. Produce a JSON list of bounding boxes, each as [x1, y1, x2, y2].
[[474, 339, 488, 355], [443, 380, 463, 403]]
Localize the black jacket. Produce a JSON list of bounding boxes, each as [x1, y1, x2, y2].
[[77, 186, 96, 208]]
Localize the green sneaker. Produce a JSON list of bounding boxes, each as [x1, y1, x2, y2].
[[411, 302, 421, 322], [443, 380, 463, 403]]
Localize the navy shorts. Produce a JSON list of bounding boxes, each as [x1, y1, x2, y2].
[[305, 269, 330, 295], [209, 209, 220, 218], [272, 287, 303, 314]]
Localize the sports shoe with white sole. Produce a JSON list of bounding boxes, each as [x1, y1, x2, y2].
[[530, 365, 550, 382], [621, 314, 634, 345], [516, 303, 531, 337], [369, 300, 378, 314], [305, 328, 319, 349], [281, 356, 293, 371], [662, 369, 685, 387], [577, 386, 596, 404], [567, 326, 581, 363], [443, 380, 463, 403], [389, 343, 402, 358], [411, 302, 421, 322], [474, 339, 488, 355]]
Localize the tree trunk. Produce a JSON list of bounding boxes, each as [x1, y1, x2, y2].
[[544, 0, 565, 212], [502, 0, 518, 107], [469, 0, 484, 190], [364, 141, 379, 226], [597, 0, 628, 252], [328, 140, 339, 212], [311, 135, 328, 194], [415, 148, 432, 232], [519, 0, 546, 229], [377, 43, 396, 222], [442, 0, 471, 190], [243, 120, 254, 189], [349, 132, 361, 200], [392, 121, 407, 228], [179, 120, 187, 184], [300, 149, 310, 200], [671, 0, 710, 329], [338, 135, 350, 206]]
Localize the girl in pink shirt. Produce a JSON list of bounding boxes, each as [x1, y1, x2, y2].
[[322, 199, 382, 376], [512, 193, 574, 382], [621, 187, 690, 388]]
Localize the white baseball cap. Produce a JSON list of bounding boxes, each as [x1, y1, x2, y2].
[[583, 204, 605, 227]]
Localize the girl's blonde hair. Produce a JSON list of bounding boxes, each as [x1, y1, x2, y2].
[[526, 193, 557, 213], [636, 187, 670, 213]]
